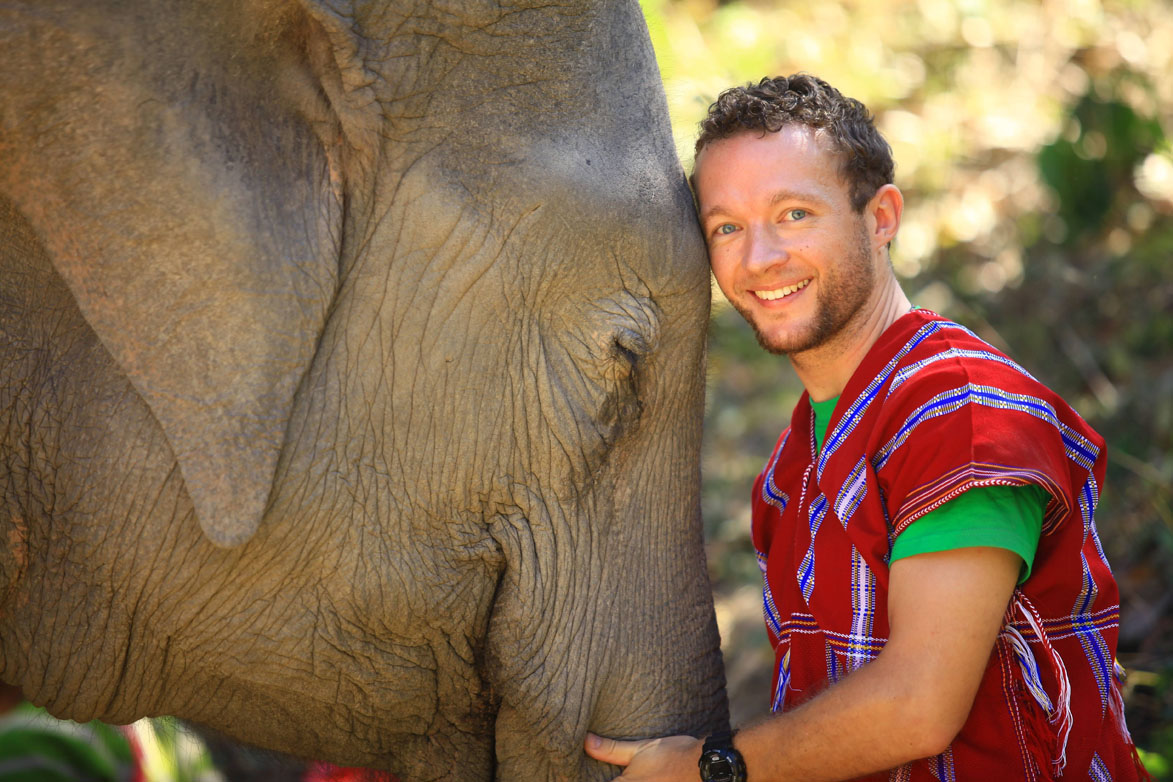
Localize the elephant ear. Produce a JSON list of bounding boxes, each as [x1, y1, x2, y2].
[[0, 5, 343, 546]]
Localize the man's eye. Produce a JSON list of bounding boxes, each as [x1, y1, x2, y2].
[[717, 224, 737, 235], [787, 209, 808, 221]]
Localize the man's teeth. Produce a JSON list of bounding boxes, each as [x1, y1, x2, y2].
[[755, 279, 810, 301]]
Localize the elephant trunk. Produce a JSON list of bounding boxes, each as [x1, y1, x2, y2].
[[486, 315, 727, 781]]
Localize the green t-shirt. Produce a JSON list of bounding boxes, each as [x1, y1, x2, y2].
[[811, 396, 1046, 582]]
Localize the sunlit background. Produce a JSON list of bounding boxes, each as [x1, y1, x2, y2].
[[2, 0, 1170, 779]]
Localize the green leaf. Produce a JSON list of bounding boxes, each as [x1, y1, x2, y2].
[[0, 728, 123, 781]]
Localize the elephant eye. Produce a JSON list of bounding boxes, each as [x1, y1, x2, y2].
[[598, 325, 650, 437], [568, 295, 660, 455], [611, 328, 648, 376]]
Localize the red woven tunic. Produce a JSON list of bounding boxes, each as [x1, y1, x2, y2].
[[751, 309, 1145, 781]]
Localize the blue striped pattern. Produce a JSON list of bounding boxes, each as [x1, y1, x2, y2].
[[1076, 569, 1114, 709], [888, 346, 1035, 394], [842, 548, 879, 673], [872, 384, 1101, 474], [1076, 477, 1104, 614], [797, 494, 828, 602], [1089, 752, 1113, 782], [833, 456, 869, 528], [887, 764, 912, 782], [771, 648, 791, 713], [757, 551, 784, 642], [927, 746, 957, 782], [822, 625, 886, 657], [1003, 622, 1055, 714], [760, 431, 791, 513], [825, 635, 841, 684], [1007, 604, 1119, 642], [1072, 474, 1114, 709]]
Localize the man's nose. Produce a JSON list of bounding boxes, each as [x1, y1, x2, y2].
[[743, 224, 788, 274]]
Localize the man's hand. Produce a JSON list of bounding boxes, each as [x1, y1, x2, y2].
[[584, 732, 702, 781]]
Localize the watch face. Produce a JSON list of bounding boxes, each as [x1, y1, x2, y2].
[[700, 752, 737, 782]]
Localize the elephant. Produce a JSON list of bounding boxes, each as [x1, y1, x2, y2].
[[0, 0, 727, 780]]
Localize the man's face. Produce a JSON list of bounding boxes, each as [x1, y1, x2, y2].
[[694, 125, 879, 358]]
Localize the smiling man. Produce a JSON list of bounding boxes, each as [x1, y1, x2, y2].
[[585, 74, 1148, 781]]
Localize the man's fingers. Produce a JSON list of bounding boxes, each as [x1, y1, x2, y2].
[[584, 732, 648, 766]]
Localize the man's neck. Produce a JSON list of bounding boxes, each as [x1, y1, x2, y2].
[[790, 277, 912, 402]]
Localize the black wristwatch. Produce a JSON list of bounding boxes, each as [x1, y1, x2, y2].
[[698, 729, 747, 782]]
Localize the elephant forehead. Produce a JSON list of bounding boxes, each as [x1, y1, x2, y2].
[[358, 159, 683, 370], [522, 135, 691, 220], [383, 138, 709, 302]]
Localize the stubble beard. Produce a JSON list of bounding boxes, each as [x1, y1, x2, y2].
[[735, 225, 876, 358]]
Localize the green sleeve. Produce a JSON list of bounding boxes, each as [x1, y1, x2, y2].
[[890, 485, 1048, 583]]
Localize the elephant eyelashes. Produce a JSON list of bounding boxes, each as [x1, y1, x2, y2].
[[595, 327, 650, 440], [601, 293, 660, 380], [611, 328, 648, 377], [588, 296, 660, 443]]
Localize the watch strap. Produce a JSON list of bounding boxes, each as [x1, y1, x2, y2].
[[702, 728, 737, 752]]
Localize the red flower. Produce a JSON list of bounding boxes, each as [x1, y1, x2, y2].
[[118, 724, 147, 782], [303, 761, 398, 782]]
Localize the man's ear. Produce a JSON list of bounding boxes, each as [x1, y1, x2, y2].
[[869, 184, 904, 249]]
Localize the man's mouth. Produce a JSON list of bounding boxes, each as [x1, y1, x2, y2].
[[753, 279, 810, 301]]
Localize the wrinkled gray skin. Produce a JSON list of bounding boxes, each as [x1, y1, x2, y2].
[[0, 0, 726, 779]]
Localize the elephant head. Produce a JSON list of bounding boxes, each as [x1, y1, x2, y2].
[[0, 0, 726, 779]]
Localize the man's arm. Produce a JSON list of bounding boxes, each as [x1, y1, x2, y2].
[[585, 546, 1021, 782]]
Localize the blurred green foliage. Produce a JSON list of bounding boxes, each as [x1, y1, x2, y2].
[[643, 0, 1173, 762], [0, 703, 222, 782], [0, 703, 136, 781]]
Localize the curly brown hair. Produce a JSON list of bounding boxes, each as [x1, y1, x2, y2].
[[694, 73, 894, 212]]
